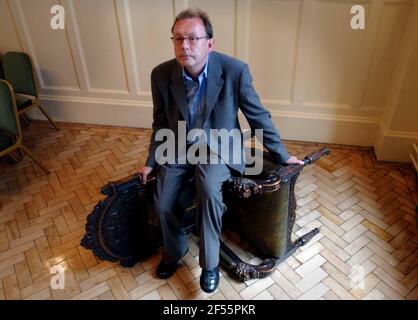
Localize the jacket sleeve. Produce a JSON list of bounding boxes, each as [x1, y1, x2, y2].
[[145, 70, 168, 168], [238, 63, 290, 164]]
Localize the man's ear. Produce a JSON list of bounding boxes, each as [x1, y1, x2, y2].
[[208, 38, 214, 52]]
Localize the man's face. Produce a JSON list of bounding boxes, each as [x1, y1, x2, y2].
[[172, 17, 214, 75]]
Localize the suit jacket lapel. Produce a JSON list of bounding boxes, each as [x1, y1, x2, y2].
[[204, 53, 224, 125], [170, 63, 188, 122]]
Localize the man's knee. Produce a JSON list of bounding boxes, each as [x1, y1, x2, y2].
[[154, 200, 176, 221]]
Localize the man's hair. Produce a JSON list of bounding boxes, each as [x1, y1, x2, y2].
[[171, 8, 214, 39]]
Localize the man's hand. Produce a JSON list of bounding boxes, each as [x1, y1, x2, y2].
[[137, 166, 153, 183], [285, 155, 305, 165]]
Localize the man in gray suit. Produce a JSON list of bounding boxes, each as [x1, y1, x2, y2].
[[138, 8, 304, 293]]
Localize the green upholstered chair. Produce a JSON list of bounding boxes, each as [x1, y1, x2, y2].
[[0, 59, 4, 79], [0, 79, 49, 174], [3, 52, 59, 131]]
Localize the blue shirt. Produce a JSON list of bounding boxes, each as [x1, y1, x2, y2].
[[182, 58, 208, 133]]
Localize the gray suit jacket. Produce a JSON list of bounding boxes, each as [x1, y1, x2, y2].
[[145, 51, 290, 174]]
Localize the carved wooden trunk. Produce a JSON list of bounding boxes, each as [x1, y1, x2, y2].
[[81, 147, 329, 280]]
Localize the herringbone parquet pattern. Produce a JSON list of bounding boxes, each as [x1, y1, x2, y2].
[[0, 121, 416, 300]]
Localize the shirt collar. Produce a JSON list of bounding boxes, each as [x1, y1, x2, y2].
[[182, 54, 209, 84]]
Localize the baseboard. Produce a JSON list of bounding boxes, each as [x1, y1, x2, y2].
[[30, 95, 381, 149], [265, 110, 380, 147], [374, 126, 418, 163], [30, 95, 154, 129]]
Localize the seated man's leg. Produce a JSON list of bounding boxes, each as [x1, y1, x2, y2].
[[155, 164, 192, 263], [194, 163, 231, 270]]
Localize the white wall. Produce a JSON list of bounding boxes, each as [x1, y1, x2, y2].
[[374, 0, 418, 162], [0, 0, 417, 162]]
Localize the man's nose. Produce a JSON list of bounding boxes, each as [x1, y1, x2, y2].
[[180, 38, 190, 49]]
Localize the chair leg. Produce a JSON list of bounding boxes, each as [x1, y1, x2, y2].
[[15, 149, 23, 161], [19, 145, 50, 174], [37, 105, 60, 131], [8, 152, 20, 163], [21, 113, 32, 127]]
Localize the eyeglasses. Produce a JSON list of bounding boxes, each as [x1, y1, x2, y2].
[[171, 36, 209, 45]]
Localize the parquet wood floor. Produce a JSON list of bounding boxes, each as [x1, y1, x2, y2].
[[0, 121, 416, 300]]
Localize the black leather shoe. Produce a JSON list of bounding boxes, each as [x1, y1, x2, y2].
[[200, 267, 219, 293], [156, 259, 179, 279]]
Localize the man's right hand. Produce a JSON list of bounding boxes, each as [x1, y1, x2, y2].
[[137, 166, 153, 183]]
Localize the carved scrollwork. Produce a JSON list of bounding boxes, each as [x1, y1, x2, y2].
[[231, 178, 262, 198], [234, 263, 260, 281], [286, 174, 299, 249], [294, 228, 320, 248], [232, 259, 277, 281]]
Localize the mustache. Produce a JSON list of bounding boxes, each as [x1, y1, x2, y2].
[[179, 53, 194, 58]]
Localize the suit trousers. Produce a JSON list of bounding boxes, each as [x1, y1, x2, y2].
[[154, 161, 231, 270]]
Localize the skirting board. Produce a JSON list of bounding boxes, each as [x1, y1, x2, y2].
[[374, 126, 418, 163], [30, 95, 155, 129], [27, 96, 416, 162]]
